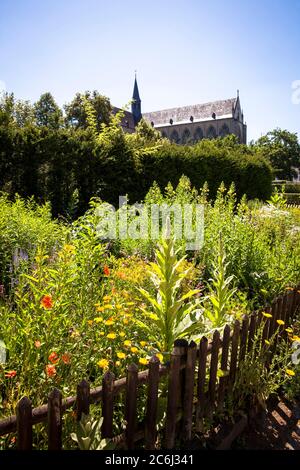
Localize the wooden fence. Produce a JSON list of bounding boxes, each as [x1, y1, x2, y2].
[[0, 286, 299, 450]]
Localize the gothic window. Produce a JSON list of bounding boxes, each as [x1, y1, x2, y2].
[[207, 126, 216, 139], [170, 129, 180, 144], [181, 129, 191, 145], [219, 124, 230, 138], [193, 127, 203, 142]]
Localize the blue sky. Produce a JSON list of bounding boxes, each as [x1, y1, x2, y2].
[[1, 0, 299, 141]]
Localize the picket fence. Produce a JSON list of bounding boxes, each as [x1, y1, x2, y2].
[[0, 286, 299, 450]]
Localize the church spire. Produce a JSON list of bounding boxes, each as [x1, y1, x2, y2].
[[131, 73, 142, 125]]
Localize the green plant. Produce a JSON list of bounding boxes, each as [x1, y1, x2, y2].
[[137, 234, 202, 353], [70, 413, 114, 450], [267, 185, 287, 209]]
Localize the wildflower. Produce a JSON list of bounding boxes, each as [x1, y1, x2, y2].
[[115, 361, 121, 366], [139, 358, 148, 365], [87, 320, 93, 326], [131, 347, 138, 353], [103, 295, 112, 301], [99, 332, 105, 336], [124, 340, 131, 347], [116, 304, 122, 309], [103, 265, 110, 276], [97, 359, 109, 369], [277, 320, 285, 325], [5, 370, 17, 378], [70, 329, 80, 337], [116, 271, 126, 280], [41, 294, 53, 310], [262, 312, 272, 318], [104, 304, 113, 310], [46, 364, 56, 377], [119, 332, 126, 337], [62, 353, 71, 364], [35, 340, 41, 348], [63, 244, 75, 254], [123, 319, 129, 325], [291, 335, 300, 342], [96, 306, 105, 312], [117, 352, 126, 359], [285, 327, 293, 333], [48, 352, 59, 364], [107, 333, 116, 339], [127, 302, 135, 306], [94, 317, 103, 323], [285, 369, 295, 377], [156, 353, 163, 362], [105, 319, 114, 326], [264, 340, 270, 346], [140, 341, 147, 347]]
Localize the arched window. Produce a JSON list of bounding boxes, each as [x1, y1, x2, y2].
[[207, 126, 216, 139], [170, 129, 180, 144], [193, 127, 203, 142], [181, 129, 191, 145], [219, 124, 230, 138]]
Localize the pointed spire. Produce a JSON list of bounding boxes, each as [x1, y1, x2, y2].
[[132, 72, 141, 102], [131, 72, 142, 125]]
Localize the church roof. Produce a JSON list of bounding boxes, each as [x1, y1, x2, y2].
[[112, 107, 136, 131], [143, 97, 237, 126]]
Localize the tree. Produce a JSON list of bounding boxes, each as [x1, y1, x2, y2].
[[254, 128, 300, 180], [64, 91, 112, 131], [0, 92, 15, 126], [14, 100, 35, 127], [34, 92, 63, 129]]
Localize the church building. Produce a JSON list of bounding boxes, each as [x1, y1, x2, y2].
[[117, 77, 247, 144]]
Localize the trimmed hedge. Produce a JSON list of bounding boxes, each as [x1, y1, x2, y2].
[[0, 125, 272, 216]]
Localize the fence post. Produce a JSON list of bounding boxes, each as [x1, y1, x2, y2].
[[182, 341, 197, 441], [16, 397, 32, 450], [229, 320, 240, 388], [239, 315, 249, 363], [102, 371, 115, 439], [48, 388, 62, 450], [76, 379, 90, 421], [145, 355, 160, 450], [218, 325, 231, 411], [196, 336, 208, 431], [247, 314, 256, 353], [208, 330, 220, 410], [125, 363, 138, 450], [165, 344, 182, 449]]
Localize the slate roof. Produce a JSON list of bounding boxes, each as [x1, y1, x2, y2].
[[112, 107, 136, 131], [143, 98, 237, 126]]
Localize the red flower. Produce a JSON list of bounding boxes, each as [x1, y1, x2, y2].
[[41, 294, 53, 310], [5, 370, 17, 378], [46, 364, 57, 377], [35, 340, 41, 348], [103, 265, 110, 276], [48, 352, 59, 364], [61, 353, 71, 364]]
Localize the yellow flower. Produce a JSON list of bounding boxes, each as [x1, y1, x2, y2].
[[63, 244, 76, 254], [117, 352, 126, 359], [285, 327, 293, 333], [99, 332, 105, 336], [127, 302, 135, 306], [291, 336, 300, 342], [104, 319, 114, 326], [115, 361, 121, 366], [107, 333, 116, 339], [116, 304, 122, 309], [119, 332, 126, 337], [276, 320, 285, 325], [71, 330, 80, 337], [123, 319, 129, 325], [96, 306, 105, 312], [94, 317, 103, 323], [140, 341, 147, 347], [98, 359, 109, 369], [139, 358, 148, 365], [103, 295, 112, 301], [156, 353, 163, 362], [124, 340, 131, 347], [262, 312, 272, 318], [104, 304, 113, 310], [264, 340, 270, 346], [131, 347, 138, 353], [285, 369, 295, 376], [87, 320, 93, 325]]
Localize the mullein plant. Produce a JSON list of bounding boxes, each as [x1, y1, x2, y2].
[[136, 222, 202, 354]]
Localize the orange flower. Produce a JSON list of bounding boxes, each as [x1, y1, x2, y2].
[[35, 340, 41, 348], [61, 353, 71, 364], [48, 352, 59, 364], [41, 294, 53, 310], [5, 370, 17, 378], [46, 364, 56, 377], [103, 265, 110, 276], [116, 271, 126, 280]]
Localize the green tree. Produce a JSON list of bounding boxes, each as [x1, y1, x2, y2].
[[254, 128, 300, 180], [34, 92, 63, 129], [64, 90, 112, 131]]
